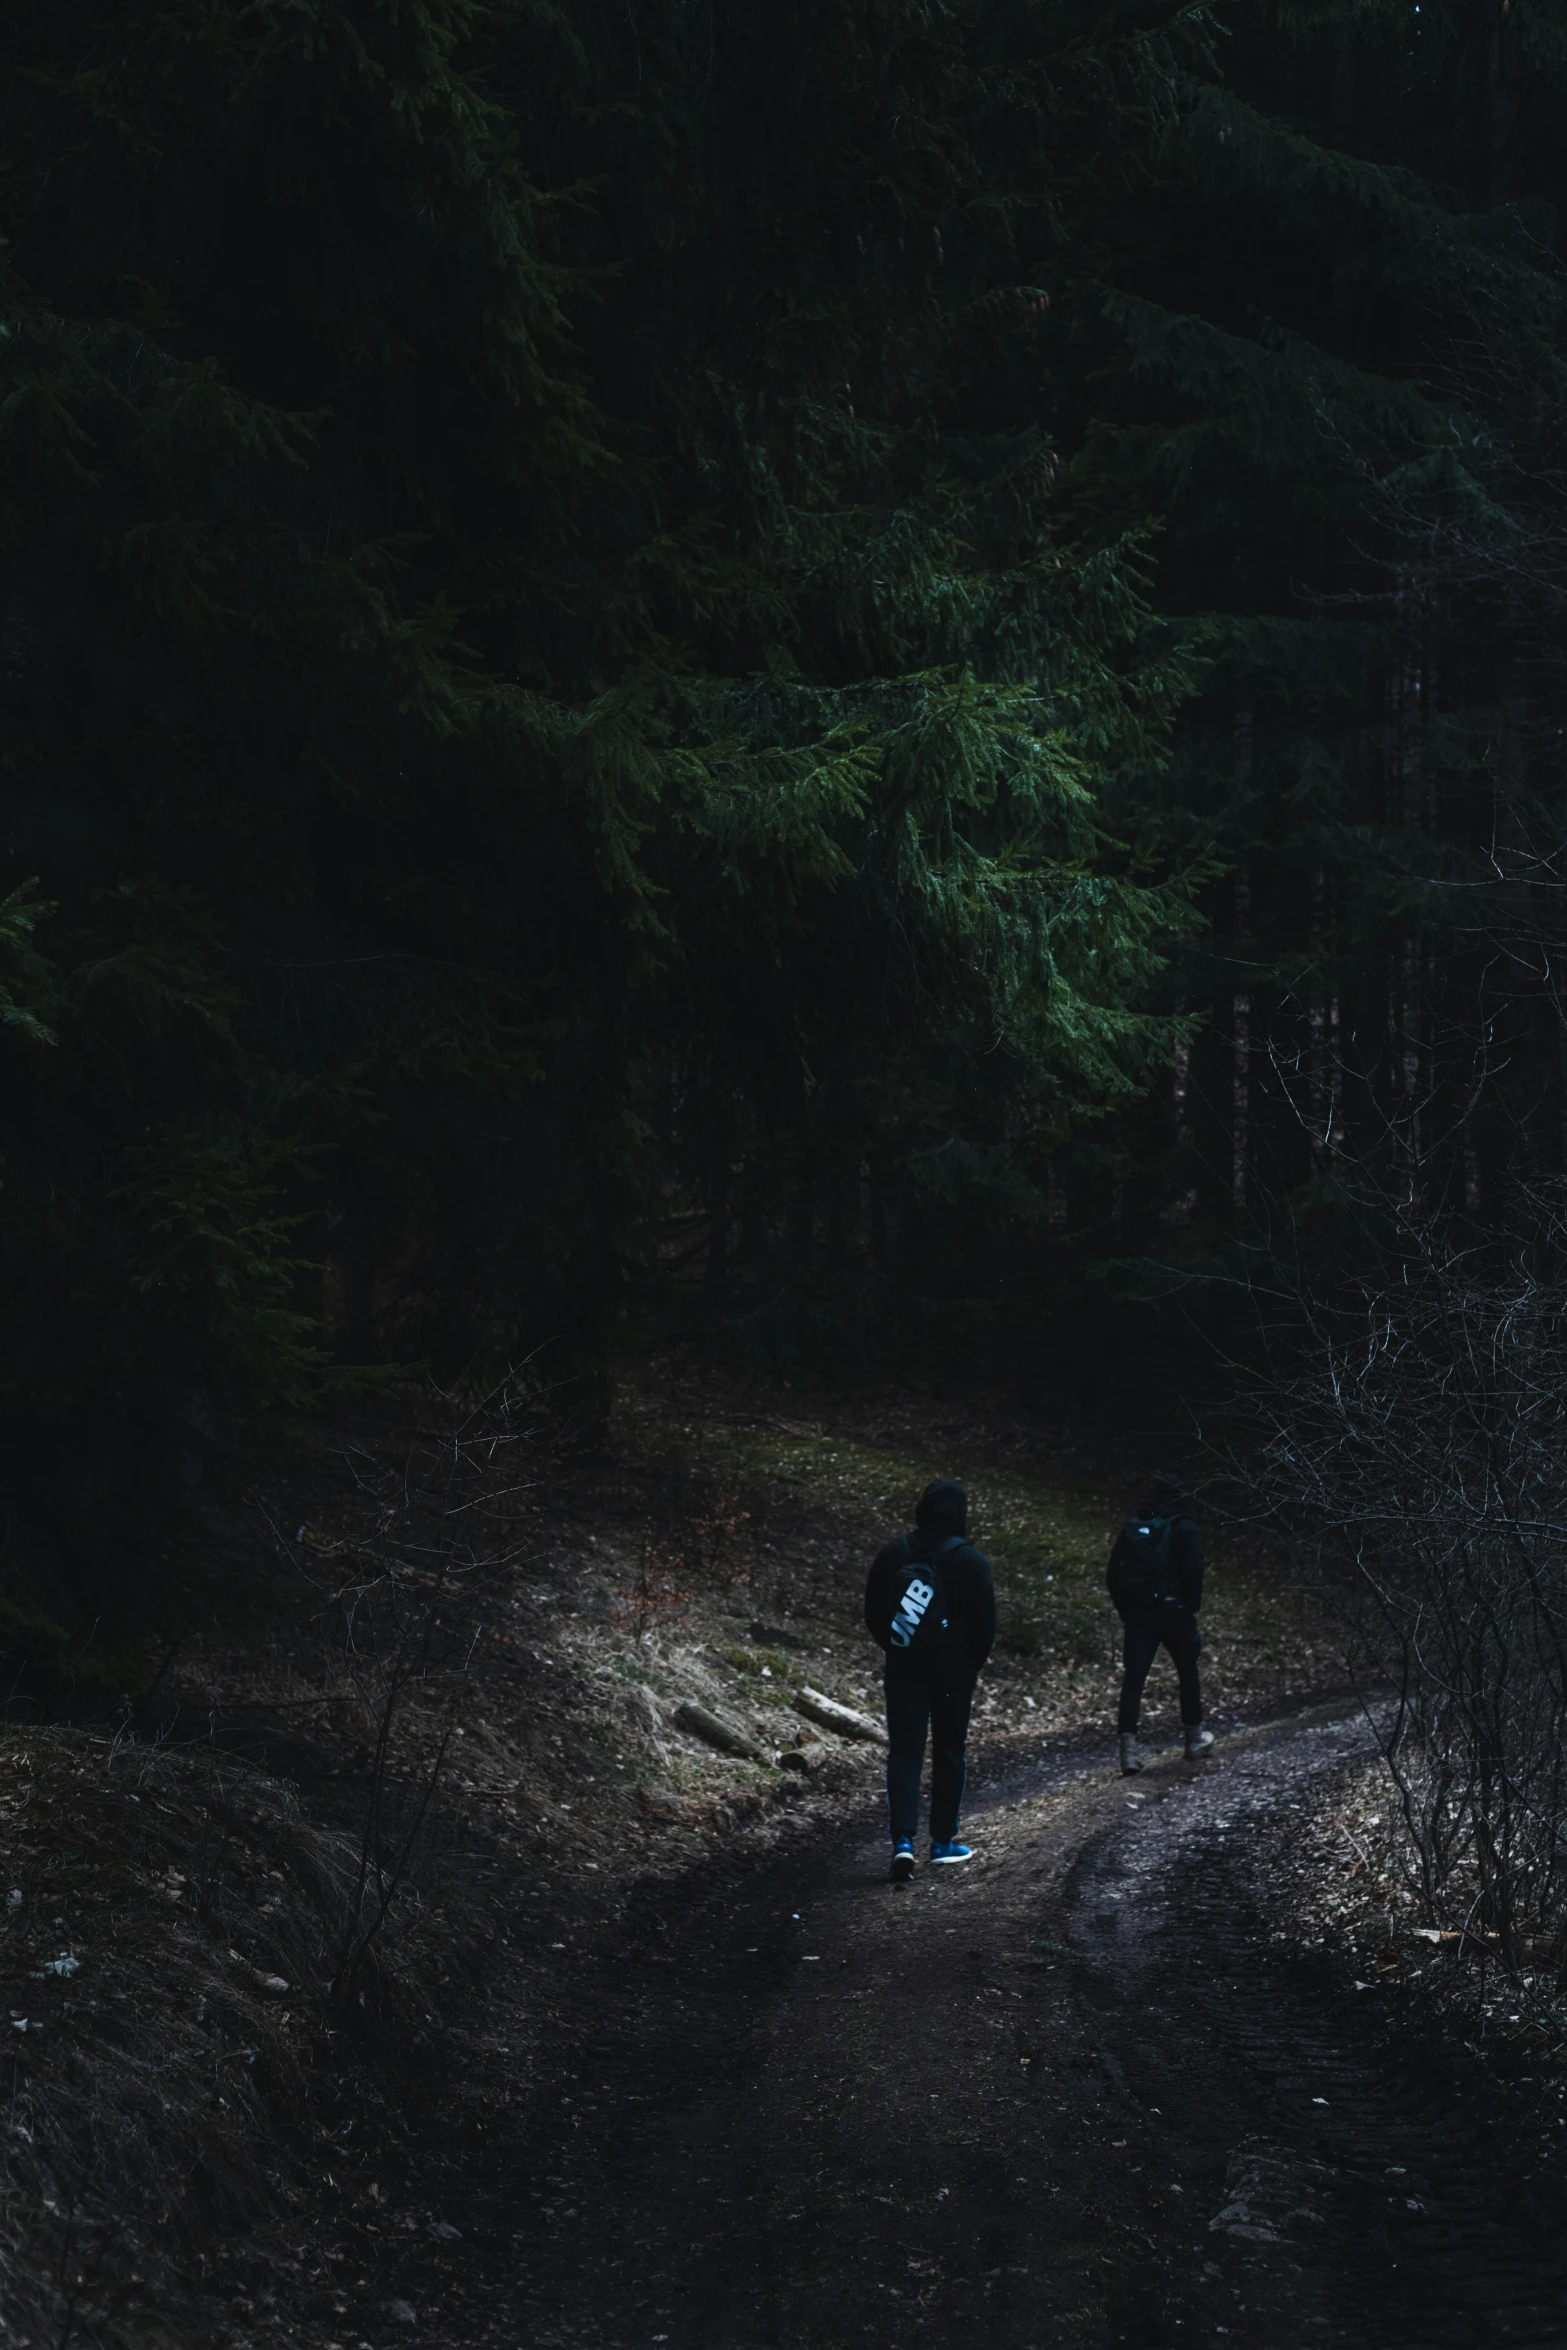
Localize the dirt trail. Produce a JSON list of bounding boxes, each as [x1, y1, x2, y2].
[[474, 1709, 1567, 2350]]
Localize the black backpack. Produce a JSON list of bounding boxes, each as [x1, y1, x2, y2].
[[1107, 1514, 1180, 1613], [886, 1534, 963, 1653]]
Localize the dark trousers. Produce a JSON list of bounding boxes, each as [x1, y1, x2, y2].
[[885, 1674, 974, 1844], [1118, 1616, 1203, 1733]]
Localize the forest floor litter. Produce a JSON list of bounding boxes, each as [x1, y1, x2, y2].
[[2, 1365, 1558, 2347]]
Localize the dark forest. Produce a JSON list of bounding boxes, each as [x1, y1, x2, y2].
[[4, 0, 1560, 1673], [4, 9, 1567, 2344]]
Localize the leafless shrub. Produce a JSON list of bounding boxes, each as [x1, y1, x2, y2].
[[614, 1474, 758, 1641], [1235, 1190, 1567, 1975], [2, 1374, 557, 2344], [264, 1371, 545, 2002]]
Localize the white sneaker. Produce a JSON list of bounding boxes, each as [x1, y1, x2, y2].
[[1184, 1726, 1215, 1758]]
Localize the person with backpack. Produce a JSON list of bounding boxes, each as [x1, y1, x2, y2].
[[865, 1478, 995, 1882], [1108, 1471, 1216, 1774]]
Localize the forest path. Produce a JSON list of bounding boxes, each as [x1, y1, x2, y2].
[[477, 1707, 1567, 2350]]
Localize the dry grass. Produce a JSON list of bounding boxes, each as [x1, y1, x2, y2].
[[613, 1366, 1328, 1743], [0, 1361, 1331, 2345]]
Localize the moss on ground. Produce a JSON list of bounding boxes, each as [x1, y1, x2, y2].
[[615, 1384, 1331, 1734]]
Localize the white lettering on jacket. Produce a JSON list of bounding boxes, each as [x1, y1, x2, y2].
[[889, 1575, 936, 1649]]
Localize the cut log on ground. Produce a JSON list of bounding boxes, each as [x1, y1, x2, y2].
[[793, 1687, 882, 1743], [672, 1700, 772, 1764]]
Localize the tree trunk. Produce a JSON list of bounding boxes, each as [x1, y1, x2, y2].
[[1486, 0, 1522, 211], [1232, 702, 1254, 1219]]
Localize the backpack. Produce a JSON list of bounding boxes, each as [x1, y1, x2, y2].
[[887, 1534, 964, 1653], [1107, 1514, 1180, 1614]]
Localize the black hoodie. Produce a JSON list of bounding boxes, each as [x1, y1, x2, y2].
[[864, 1479, 996, 1684]]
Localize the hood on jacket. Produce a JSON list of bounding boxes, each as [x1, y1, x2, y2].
[[1147, 1471, 1187, 1514], [915, 1478, 968, 1538]]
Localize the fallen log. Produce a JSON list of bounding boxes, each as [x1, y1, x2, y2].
[[793, 1686, 882, 1743], [672, 1700, 771, 1764]]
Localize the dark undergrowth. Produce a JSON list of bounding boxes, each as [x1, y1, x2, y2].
[[0, 1725, 501, 2349], [0, 1362, 1325, 2347]]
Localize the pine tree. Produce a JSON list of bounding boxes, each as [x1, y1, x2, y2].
[[1051, 0, 1567, 1302], [0, 0, 1205, 1675]]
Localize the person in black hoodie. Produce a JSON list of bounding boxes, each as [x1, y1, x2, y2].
[[865, 1479, 995, 1882], [1110, 1471, 1215, 1774]]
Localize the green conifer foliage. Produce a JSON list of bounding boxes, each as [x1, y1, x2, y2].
[[0, 0, 1204, 1675], [1056, 0, 1567, 1287]]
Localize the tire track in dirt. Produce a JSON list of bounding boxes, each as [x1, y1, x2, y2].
[[468, 1708, 1567, 2350], [1064, 1715, 1567, 2348]]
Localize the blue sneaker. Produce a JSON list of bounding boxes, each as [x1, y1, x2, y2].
[[889, 1838, 916, 1884], [930, 1840, 972, 1866]]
